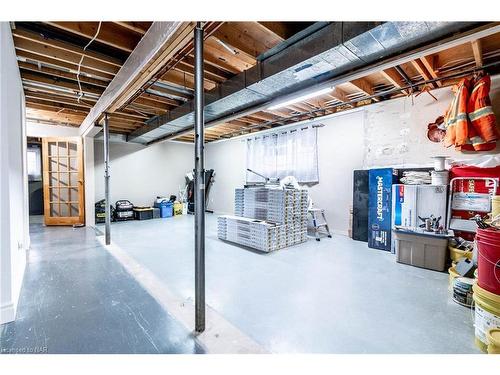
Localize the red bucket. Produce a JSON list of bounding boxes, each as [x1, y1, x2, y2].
[[476, 228, 500, 295]]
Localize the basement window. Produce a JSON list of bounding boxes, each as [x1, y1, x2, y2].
[[246, 125, 319, 184], [27, 145, 42, 182]]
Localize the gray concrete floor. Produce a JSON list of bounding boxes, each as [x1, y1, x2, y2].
[[0, 217, 204, 354], [100, 214, 480, 354]]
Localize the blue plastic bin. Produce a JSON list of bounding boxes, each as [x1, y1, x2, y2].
[[158, 201, 173, 218]]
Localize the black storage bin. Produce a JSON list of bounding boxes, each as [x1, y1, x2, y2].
[[133, 207, 153, 220]]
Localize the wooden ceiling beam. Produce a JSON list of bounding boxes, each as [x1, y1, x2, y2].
[[12, 28, 123, 67], [255, 22, 288, 41], [328, 87, 355, 105], [176, 59, 229, 83], [198, 52, 241, 75], [26, 97, 144, 126], [104, 22, 195, 114], [132, 97, 171, 111], [160, 68, 216, 91], [23, 84, 98, 103], [349, 78, 380, 101], [26, 106, 87, 124], [25, 91, 95, 109], [380, 67, 410, 95], [411, 59, 438, 88], [419, 56, 442, 87], [21, 71, 104, 96], [45, 22, 142, 53], [113, 22, 151, 35], [212, 23, 269, 59], [14, 36, 119, 76], [26, 98, 89, 115], [137, 92, 181, 107], [471, 39, 483, 68], [18, 61, 109, 88], [16, 49, 115, 81], [204, 37, 254, 73]]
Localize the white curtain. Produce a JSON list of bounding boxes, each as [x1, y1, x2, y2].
[[246, 126, 319, 183]]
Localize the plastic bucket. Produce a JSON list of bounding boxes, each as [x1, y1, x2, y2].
[[492, 196, 500, 219], [472, 283, 500, 352], [487, 328, 500, 354], [475, 236, 500, 295], [431, 170, 449, 185], [452, 277, 474, 307], [476, 227, 500, 242], [448, 266, 460, 290], [448, 245, 473, 262]]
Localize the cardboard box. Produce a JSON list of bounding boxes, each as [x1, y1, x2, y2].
[[368, 168, 398, 251], [392, 184, 447, 230]]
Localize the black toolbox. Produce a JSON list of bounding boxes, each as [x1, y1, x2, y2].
[[133, 207, 154, 220], [115, 200, 134, 221]]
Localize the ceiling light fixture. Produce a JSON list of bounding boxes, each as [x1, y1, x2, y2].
[[267, 86, 334, 110]]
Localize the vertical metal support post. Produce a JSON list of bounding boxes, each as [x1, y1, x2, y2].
[[103, 113, 111, 245], [194, 22, 205, 333]]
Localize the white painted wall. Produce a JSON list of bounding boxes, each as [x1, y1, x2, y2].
[[205, 75, 500, 236], [205, 111, 365, 235], [26, 122, 80, 138], [94, 140, 194, 207], [84, 137, 95, 227], [364, 75, 500, 168], [0, 22, 28, 324]]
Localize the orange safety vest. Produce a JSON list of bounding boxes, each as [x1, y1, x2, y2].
[[443, 78, 471, 148], [465, 74, 498, 151], [443, 74, 498, 152]]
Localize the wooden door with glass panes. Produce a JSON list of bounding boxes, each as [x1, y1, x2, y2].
[[42, 137, 85, 225]]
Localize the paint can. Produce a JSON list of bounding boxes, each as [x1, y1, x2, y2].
[[452, 277, 474, 307], [492, 195, 500, 220], [431, 170, 449, 185], [431, 156, 448, 171], [472, 283, 500, 352], [487, 328, 500, 354]]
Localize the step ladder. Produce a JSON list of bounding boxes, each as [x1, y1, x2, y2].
[[308, 208, 332, 241]]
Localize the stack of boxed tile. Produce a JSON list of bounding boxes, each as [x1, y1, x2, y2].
[[217, 215, 287, 252], [218, 186, 308, 252]]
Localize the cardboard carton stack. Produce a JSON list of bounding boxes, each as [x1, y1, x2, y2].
[[217, 186, 308, 252]]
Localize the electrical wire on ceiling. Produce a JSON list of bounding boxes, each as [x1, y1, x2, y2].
[[76, 21, 102, 103]]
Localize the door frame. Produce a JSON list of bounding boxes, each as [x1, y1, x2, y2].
[[42, 136, 85, 226]]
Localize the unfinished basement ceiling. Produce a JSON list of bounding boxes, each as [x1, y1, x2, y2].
[[13, 21, 500, 143], [13, 21, 314, 134]]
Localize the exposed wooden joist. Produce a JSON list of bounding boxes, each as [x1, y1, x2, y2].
[[255, 22, 288, 41], [176, 58, 230, 82], [196, 52, 241, 75], [471, 39, 483, 68], [328, 87, 354, 104], [204, 37, 254, 72], [12, 28, 123, 67], [21, 71, 104, 96], [18, 61, 109, 88], [410, 59, 438, 88], [14, 36, 119, 76], [213, 23, 275, 59], [380, 67, 410, 95], [16, 49, 115, 81], [45, 22, 142, 53], [349, 78, 380, 101], [105, 22, 196, 114], [419, 56, 442, 87], [25, 91, 95, 108], [113, 22, 151, 35]]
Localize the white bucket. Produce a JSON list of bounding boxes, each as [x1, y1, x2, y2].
[[431, 156, 448, 171], [431, 170, 449, 185]]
